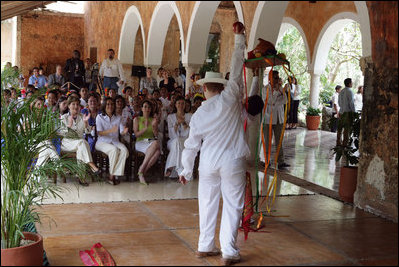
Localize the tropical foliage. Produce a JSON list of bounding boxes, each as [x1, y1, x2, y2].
[[1, 95, 89, 249], [306, 106, 322, 116], [1, 65, 20, 91]]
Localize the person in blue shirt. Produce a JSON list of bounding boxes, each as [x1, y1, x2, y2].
[[28, 67, 47, 89]]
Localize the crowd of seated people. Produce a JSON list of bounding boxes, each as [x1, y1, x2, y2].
[[2, 61, 211, 187]]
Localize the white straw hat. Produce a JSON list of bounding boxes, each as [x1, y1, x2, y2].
[[196, 71, 227, 86]]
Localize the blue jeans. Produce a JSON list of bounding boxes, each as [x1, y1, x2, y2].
[[103, 76, 119, 90]]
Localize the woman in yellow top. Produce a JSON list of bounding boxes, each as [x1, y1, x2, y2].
[[133, 100, 160, 185]]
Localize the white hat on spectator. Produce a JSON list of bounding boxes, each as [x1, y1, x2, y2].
[[196, 72, 227, 86]]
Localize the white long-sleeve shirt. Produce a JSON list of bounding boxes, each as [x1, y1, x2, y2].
[[251, 77, 287, 125], [338, 87, 355, 114], [167, 113, 192, 140], [99, 58, 125, 81], [180, 34, 250, 180]]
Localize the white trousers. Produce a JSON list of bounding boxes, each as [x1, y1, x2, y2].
[[95, 141, 129, 176], [165, 137, 186, 177], [36, 140, 59, 167], [197, 157, 246, 257], [61, 138, 93, 164]]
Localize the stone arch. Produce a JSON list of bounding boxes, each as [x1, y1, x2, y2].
[[248, 1, 289, 51], [312, 12, 360, 74], [277, 17, 311, 67], [118, 5, 145, 65], [354, 1, 372, 57], [146, 1, 185, 66], [183, 1, 244, 65]]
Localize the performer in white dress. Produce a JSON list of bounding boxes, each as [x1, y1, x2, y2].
[[179, 23, 249, 265], [165, 96, 192, 177]]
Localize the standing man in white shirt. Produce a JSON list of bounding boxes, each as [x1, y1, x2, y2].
[[179, 23, 249, 266], [337, 78, 356, 147], [331, 85, 342, 132], [99, 49, 125, 91]]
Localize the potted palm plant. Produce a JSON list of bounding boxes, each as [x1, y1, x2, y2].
[[332, 112, 361, 203], [1, 94, 89, 266], [305, 106, 321, 130]]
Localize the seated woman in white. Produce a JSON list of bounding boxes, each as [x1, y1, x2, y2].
[[133, 100, 160, 185], [59, 96, 100, 185], [165, 96, 192, 177], [95, 97, 129, 185]]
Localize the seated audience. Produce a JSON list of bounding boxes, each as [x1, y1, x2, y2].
[[133, 100, 160, 185], [57, 95, 69, 115], [28, 67, 47, 89], [159, 70, 176, 93], [95, 97, 129, 185], [165, 96, 192, 177], [108, 87, 117, 100], [46, 90, 58, 112], [184, 99, 192, 114], [30, 96, 60, 177], [47, 64, 66, 87], [140, 67, 158, 94], [80, 86, 89, 107], [59, 96, 100, 186], [123, 86, 133, 104], [81, 93, 100, 152], [186, 73, 203, 100], [192, 94, 205, 113]]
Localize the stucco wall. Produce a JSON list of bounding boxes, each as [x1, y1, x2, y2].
[[20, 11, 84, 86]]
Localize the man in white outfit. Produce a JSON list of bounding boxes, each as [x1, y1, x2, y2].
[[179, 24, 248, 266]]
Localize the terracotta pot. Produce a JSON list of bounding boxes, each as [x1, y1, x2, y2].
[[1, 232, 43, 266], [339, 166, 358, 203], [306, 115, 321, 130]]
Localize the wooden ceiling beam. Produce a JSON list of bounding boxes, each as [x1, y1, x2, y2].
[[1, 1, 56, 20]]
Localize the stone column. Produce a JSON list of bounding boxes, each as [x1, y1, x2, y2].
[[308, 70, 321, 108], [183, 63, 202, 96]]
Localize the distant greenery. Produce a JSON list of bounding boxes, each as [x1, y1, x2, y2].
[[321, 21, 363, 101], [275, 26, 310, 106], [275, 21, 363, 107], [200, 33, 220, 77]]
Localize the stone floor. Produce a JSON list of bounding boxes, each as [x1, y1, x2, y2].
[[36, 196, 398, 266], [34, 128, 398, 265]]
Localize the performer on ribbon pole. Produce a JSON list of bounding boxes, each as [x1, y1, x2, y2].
[[179, 22, 249, 266]]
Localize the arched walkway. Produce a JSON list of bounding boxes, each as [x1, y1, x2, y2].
[[183, 1, 244, 65], [146, 1, 184, 66], [118, 5, 145, 65], [248, 1, 289, 50], [312, 12, 360, 74], [308, 11, 365, 107], [277, 17, 311, 68]]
